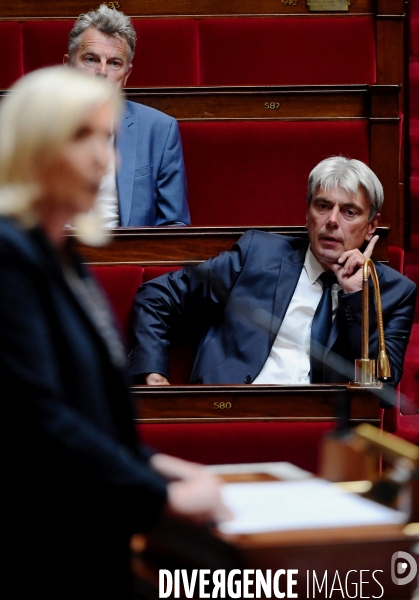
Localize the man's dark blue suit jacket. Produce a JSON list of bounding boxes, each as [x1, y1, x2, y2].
[[130, 230, 417, 387]]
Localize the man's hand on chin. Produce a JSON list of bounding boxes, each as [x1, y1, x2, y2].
[[328, 234, 380, 294]]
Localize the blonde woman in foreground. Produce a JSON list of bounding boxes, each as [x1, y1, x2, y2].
[[0, 67, 229, 600]]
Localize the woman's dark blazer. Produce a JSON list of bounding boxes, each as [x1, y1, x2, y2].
[[0, 217, 166, 599]]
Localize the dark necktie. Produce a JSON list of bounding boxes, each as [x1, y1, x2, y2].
[[310, 271, 336, 383]]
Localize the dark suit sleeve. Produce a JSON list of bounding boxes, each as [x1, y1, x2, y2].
[[336, 272, 417, 387], [128, 230, 255, 378], [155, 119, 190, 226], [0, 244, 167, 532]]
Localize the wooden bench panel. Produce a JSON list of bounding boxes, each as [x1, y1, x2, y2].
[[70, 225, 390, 266], [0, 0, 405, 19], [0, 0, 376, 19], [132, 383, 384, 425], [125, 85, 371, 120]]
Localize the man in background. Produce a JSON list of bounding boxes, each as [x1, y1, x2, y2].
[[64, 5, 190, 227]]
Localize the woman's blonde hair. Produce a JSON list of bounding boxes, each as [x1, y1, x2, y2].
[[0, 66, 121, 225]]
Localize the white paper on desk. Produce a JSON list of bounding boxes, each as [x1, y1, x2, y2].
[[218, 478, 406, 535]]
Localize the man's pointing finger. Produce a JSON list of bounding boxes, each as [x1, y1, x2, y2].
[[363, 234, 380, 259]]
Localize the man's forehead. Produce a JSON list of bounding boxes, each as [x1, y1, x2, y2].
[[77, 28, 129, 57], [314, 185, 366, 203]]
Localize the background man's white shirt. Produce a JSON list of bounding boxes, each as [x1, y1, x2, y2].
[[93, 134, 119, 228]]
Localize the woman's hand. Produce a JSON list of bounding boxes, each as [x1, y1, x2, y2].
[[167, 473, 232, 524], [150, 453, 232, 524]]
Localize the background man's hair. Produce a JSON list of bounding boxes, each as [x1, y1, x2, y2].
[[68, 4, 137, 65], [307, 156, 384, 221]]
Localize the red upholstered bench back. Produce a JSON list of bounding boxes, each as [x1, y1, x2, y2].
[[199, 17, 375, 86], [21, 19, 198, 87], [131, 19, 198, 86], [180, 121, 370, 226], [22, 21, 73, 74], [379, 246, 419, 442], [14, 17, 375, 87], [90, 265, 143, 344], [387, 245, 404, 274], [140, 421, 335, 472], [0, 22, 23, 87]]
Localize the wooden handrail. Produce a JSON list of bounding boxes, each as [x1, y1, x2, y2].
[[69, 225, 390, 266]]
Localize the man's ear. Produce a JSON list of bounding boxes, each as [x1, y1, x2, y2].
[[365, 212, 380, 241], [123, 64, 133, 86], [63, 54, 70, 66]]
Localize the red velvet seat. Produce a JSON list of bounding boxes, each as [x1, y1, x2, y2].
[[18, 17, 376, 87], [140, 422, 335, 473], [410, 120, 419, 176], [383, 337, 419, 443], [180, 120, 370, 225], [387, 245, 404, 274], [382, 246, 418, 442], [199, 17, 376, 86], [399, 324, 419, 415], [90, 265, 143, 343], [130, 19, 198, 86], [22, 21, 73, 74], [410, 16, 419, 60], [0, 22, 23, 88], [410, 63, 419, 119], [21, 19, 199, 86]]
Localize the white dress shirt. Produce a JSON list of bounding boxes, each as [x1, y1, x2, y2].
[[253, 246, 340, 384], [93, 134, 119, 228]]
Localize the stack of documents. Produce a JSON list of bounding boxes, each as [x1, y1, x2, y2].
[[218, 478, 406, 535]]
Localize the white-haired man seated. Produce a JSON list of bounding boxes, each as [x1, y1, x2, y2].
[[128, 157, 417, 388]]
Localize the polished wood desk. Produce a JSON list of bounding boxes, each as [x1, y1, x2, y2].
[[132, 383, 388, 426], [132, 465, 418, 599], [134, 520, 417, 599], [217, 525, 417, 599]]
